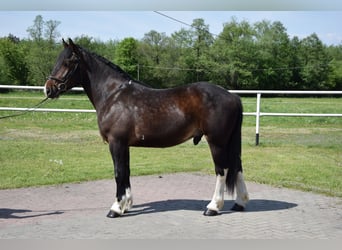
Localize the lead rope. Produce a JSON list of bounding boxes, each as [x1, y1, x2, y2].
[[0, 97, 49, 120]]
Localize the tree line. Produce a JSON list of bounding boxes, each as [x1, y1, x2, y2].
[[0, 15, 341, 90]]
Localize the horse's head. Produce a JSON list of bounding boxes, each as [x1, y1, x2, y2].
[[44, 38, 82, 98]]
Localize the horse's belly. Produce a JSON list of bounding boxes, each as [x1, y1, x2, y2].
[[131, 124, 196, 148]]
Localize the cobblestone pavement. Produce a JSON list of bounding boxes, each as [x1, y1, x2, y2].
[[0, 173, 341, 239]]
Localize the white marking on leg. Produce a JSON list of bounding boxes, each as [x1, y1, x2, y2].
[[110, 188, 133, 215], [235, 171, 249, 207], [124, 187, 133, 211], [110, 199, 123, 215], [207, 169, 227, 211]]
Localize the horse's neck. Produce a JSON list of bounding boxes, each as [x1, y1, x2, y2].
[[80, 52, 130, 110]]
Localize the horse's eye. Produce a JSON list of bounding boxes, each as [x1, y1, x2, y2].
[[65, 58, 77, 67]]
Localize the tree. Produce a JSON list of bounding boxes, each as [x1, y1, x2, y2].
[[27, 15, 61, 43], [170, 28, 197, 84], [210, 19, 256, 89], [159, 18, 214, 85], [326, 45, 342, 90], [23, 40, 61, 86], [253, 20, 291, 89], [27, 15, 44, 42], [2, 14, 338, 90], [0, 37, 29, 85], [0, 50, 10, 85], [299, 33, 331, 89], [0, 35, 19, 85], [24, 16, 62, 86], [138, 30, 186, 87], [188, 18, 213, 82], [288, 36, 303, 89], [142, 30, 167, 65], [115, 38, 139, 79], [7, 34, 20, 44], [45, 20, 61, 43], [139, 30, 166, 86]]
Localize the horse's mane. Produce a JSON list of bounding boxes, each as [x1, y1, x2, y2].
[[77, 45, 131, 78], [77, 45, 151, 87]]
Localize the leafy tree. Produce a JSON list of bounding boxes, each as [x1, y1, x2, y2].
[[74, 35, 98, 51], [7, 34, 20, 44], [23, 40, 61, 86], [171, 28, 193, 49], [138, 30, 188, 87], [101, 39, 118, 63], [141, 30, 167, 65], [73, 35, 117, 62], [210, 19, 256, 89], [253, 20, 291, 89], [138, 30, 167, 86], [0, 37, 29, 85], [24, 15, 63, 86], [0, 14, 340, 91], [27, 15, 44, 42], [299, 33, 331, 90], [115, 37, 139, 79], [45, 20, 61, 43], [288, 36, 303, 89], [187, 18, 213, 82], [151, 18, 215, 85], [0, 51, 10, 85], [27, 15, 61, 43], [326, 45, 342, 90], [170, 28, 196, 84]]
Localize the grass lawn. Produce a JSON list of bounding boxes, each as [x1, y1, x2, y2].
[[0, 91, 341, 197]]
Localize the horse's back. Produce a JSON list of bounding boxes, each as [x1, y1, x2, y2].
[[190, 82, 242, 116]]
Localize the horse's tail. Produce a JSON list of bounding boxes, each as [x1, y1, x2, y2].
[[226, 95, 243, 195]]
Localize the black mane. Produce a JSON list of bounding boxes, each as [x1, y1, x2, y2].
[[77, 45, 132, 80], [77, 45, 151, 87]]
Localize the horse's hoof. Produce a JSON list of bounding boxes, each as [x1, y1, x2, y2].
[[203, 209, 218, 216], [231, 203, 245, 211], [107, 210, 121, 218]]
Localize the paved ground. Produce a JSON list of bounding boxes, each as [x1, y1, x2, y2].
[[0, 173, 341, 239]]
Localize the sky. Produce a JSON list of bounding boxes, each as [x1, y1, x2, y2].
[[0, 11, 341, 46]]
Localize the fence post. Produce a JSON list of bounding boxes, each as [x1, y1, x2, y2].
[[255, 93, 261, 146]]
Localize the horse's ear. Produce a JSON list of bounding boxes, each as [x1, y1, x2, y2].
[[68, 38, 75, 47], [62, 38, 68, 48], [68, 38, 80, 55]]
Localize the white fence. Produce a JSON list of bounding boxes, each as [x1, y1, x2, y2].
[[229, 90, 342, 145], [1, 85, 342, 145]]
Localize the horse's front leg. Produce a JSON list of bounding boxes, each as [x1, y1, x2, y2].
[[107, 140, 133, 218]]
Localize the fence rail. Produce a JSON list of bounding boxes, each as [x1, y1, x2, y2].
[[1, 85, 341, 145]]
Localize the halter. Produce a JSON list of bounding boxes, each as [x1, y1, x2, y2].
[[47, 53, 80, 91]]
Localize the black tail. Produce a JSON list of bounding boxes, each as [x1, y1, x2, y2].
[[226, 96, 243, 195]]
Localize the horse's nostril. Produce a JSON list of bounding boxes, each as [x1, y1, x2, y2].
[[45, 86, 55, 98], [45, 87, 51, 97]]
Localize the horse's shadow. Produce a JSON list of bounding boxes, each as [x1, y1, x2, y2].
[[0, 208, 63, 219], [124, 199, 297, 217]]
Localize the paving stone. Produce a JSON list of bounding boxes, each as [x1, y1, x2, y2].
[[0, 173, 341, 239]]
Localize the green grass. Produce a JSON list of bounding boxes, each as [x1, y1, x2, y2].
[[0, 91, 341, 197]]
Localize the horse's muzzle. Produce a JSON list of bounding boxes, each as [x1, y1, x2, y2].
[[44, 80, 60, 99]]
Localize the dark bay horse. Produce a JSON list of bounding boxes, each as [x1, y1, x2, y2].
[[44, 39, 249, 218]]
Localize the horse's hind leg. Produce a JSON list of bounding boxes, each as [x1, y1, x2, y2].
[[204, 168, 227, 216], [204, 143, 227, 216], [107, 140, 133, 218], [204, 140, 249, 215], [232, 171, 249, 211]]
